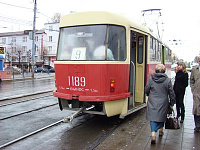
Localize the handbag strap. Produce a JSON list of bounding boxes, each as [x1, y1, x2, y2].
[[167, 107, 176, 117], [172, 109, 176, 117]]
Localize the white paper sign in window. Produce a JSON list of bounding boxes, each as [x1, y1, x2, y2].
[[71, 47, 86, 60]]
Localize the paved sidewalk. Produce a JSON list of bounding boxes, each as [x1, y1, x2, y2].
[[127, 87, 200, 150], [1, 72, 55, 81]]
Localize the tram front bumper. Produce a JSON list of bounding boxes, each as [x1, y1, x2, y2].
[[53, 90, 130, 102]]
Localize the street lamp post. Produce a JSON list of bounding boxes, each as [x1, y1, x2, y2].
[[32, 0, 37, 78]]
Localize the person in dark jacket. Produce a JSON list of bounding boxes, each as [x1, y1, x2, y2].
[[145, 64, 175, 144], [173, 62, 188, 123]]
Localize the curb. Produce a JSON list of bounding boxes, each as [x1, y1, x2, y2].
[[1, 75, 55, 82]]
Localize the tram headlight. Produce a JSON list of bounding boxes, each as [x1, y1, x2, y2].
[[110, 79, 115, 92]]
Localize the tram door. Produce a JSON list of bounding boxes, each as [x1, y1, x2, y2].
[[129, 31, 146, 108]]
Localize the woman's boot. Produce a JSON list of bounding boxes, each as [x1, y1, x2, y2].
[[151, 131, 156, 144], [159, 128, 164, 136]]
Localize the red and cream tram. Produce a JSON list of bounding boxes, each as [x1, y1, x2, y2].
[[53, 11, 172, 118]]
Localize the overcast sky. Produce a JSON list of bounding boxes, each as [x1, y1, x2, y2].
[[0, 0, 200, 62]]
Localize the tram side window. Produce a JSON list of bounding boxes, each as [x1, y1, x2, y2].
[[168, 49, 172, 62], [156, 42, 161, 62], [165, 47, 169, 63], [149, 36, 156, 61], [137, 36, 144, 64]]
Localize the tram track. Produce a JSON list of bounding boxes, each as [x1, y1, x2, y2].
[[0, 119, 64, 149], [87, 118, 124, 150], [87, 108, 146, 150], [0, 90, 53, 106], [0, 107, 146, 150], [0, 93, 59, 121], [0, 113, 92, 149], [0, 102, 58, 121], [0, 92, 53, 107], [0, 90, 146, 150]]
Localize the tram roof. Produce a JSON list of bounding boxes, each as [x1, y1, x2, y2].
[[60, 11, 150, 33]]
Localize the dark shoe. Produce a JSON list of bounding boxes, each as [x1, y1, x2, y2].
[[180, 120, 184, 123], [159, 130, 164, 136], [151, 136, 156, 144], [194, 127, 200, 132]]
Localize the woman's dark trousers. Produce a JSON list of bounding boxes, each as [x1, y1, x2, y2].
[[176, 92, 185, 120]]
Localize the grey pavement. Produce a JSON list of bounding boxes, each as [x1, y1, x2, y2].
[[127, 86, 200, 150], [0, 73, 55, 101]]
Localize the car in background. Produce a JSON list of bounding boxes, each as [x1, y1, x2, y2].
[[187, 63, 198, 72], [49, 67, 55, 73], [5, 66, 21, 74], [34, 67, 48, 73]]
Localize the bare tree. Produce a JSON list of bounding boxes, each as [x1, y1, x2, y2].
[[51, 13, 61, 23], [16, 45, 22, 68], [42, 46, 48, 66]]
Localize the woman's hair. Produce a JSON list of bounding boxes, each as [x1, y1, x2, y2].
[[155, 64, 166, 73], [178, 62, 187, 73]]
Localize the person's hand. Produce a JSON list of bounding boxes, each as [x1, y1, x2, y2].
[[168, 106, 173, 114]]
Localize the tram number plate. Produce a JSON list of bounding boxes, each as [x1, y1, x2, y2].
[[71, 47, 86, 60], [68, 76, 86, 87]]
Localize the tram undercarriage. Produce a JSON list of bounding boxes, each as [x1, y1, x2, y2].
[[58, 98, 146, 121]]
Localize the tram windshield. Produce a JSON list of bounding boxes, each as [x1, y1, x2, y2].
[[57, 25, 126, 61]]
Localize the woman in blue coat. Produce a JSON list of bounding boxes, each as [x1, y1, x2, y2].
[[145, 64, 175, 144]]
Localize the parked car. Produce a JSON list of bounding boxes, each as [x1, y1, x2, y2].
[[49, 67, 55, 73], [5, 66, 21, 74], [34, 67, 48, 73]]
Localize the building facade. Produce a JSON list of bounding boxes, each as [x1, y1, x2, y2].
[[43, 22, 59, 67], [0, 22, 59, 69]]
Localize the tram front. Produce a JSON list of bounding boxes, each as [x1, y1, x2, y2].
[[53, 14, 130, 117]]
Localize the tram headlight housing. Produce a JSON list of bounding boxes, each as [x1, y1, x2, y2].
[[110, 79, 115, 92]]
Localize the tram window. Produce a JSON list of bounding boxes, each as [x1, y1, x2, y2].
[[107, 25, 126, 61], [150, 36, 156, 61], [57, 25, 126, 61], [165, 47, 168, 62], [150, 36, 153, 50], [156, 42, 161, 62], [137, 36, 144, 64], [168, 49, 172, 62], [155, 40, 158, 61]]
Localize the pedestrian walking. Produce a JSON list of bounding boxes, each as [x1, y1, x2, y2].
[[190, 56, 200, 132], [145, 64, 175, 144], [173, 62, 188, 123]]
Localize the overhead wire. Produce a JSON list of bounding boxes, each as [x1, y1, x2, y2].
[[0, 14, 32, 26], [0, 1, 33, 10], [0, 1, 52, 25]]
